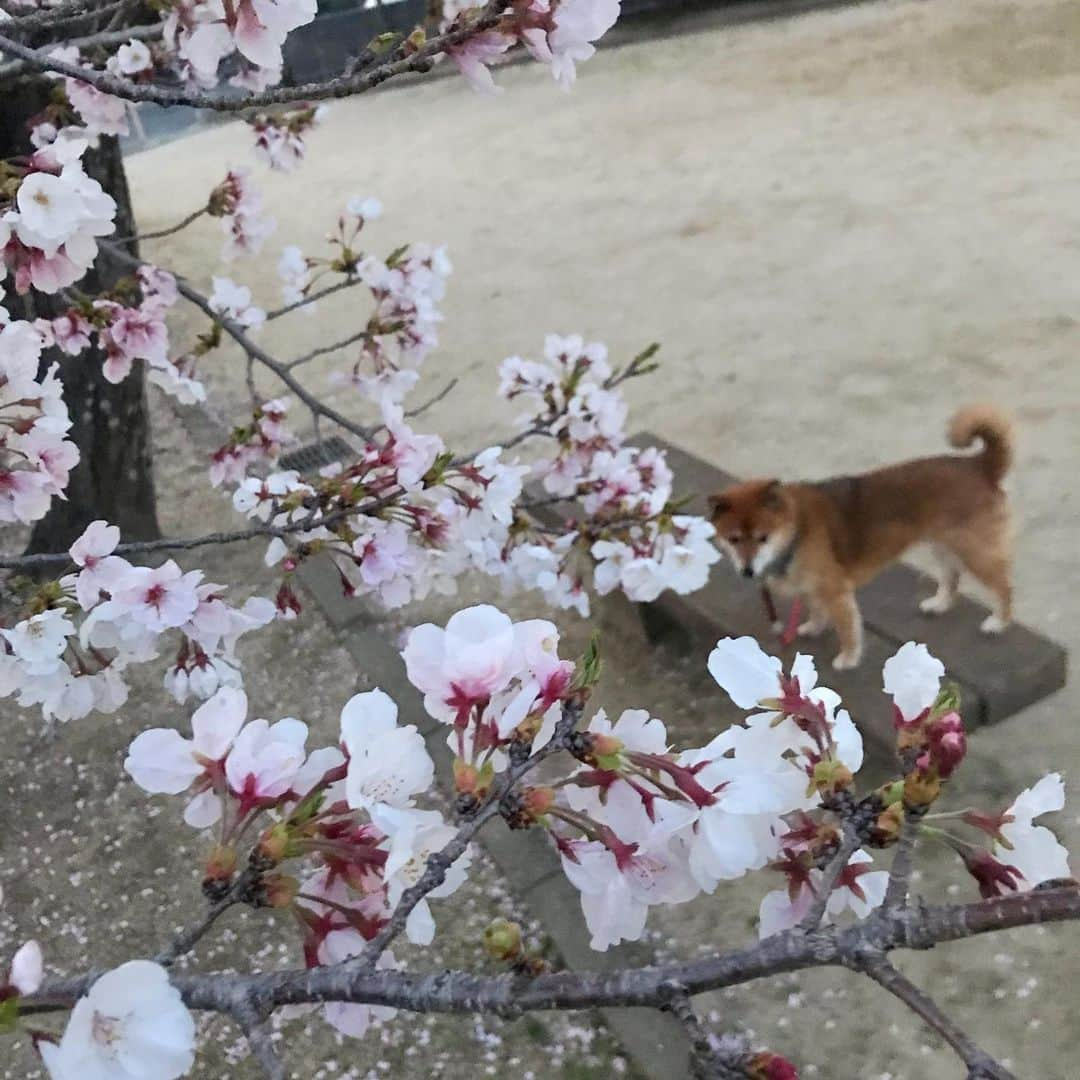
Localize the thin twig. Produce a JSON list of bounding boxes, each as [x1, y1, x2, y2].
[[797, 821, 861, 931], [244, 352, 258, 407], [153, 868, 260, 966], [0, 0, 107, 32], [284, 328, 373, 371], [663, 990, 744, 1080], [404, 377, 458, 419], [518, 493, 576, 510], [0, 498, 376, 570], [884, 815, 920, 910], [861, 960, 1017, 1080], [102, 0, 136, 32], [115, 206, 207, 244], [264, 277, 362, 321], [233, 1003, 286, 1080]]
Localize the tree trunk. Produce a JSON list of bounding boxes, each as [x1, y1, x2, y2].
[[1, 80, 161, 555]]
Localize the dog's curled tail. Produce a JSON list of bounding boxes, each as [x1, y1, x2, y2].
[[948, 404, 1014, 485]]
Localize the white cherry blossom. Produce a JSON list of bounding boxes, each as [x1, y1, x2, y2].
[[996, 774, 1071, 888], [40, 960, 195, 1079], [340, 688, 434, 813], [882, 641, 945, 721]]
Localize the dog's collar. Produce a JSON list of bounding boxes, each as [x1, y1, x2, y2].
[[760, 530, 800, 580]]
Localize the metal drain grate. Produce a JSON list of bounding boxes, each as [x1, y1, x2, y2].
[[279, 435, 353, 475]]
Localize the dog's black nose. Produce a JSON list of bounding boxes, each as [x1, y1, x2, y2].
[[741, 566, 754, 579]]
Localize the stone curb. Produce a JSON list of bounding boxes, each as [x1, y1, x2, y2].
[[296, 556, 694, 1079]]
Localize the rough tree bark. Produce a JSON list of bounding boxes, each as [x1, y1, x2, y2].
[[1, 78, 161, 555]]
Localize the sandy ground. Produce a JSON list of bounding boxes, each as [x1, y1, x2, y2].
[[4, 0, 1080, 1076], [125, 0, 1080, 641]]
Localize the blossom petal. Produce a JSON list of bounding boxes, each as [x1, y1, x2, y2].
[[707, 636, 782, 709]]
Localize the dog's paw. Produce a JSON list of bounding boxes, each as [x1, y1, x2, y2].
[[832, 650, 862, 671], [797, 619, 827, 638], [980, 614, 1009, 635], [919, 594, 954, 615]]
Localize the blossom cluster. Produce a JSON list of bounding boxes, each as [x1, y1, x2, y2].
[[35, 264, 179, 387], [0, 317, 78, 525], [122, 680, 468, 1037], [398, 607, 1073, 951], [227, 401, 528, 613], [3, 606, 1072, 1077], [163, 0, 315, 88], [445, 0, 623, 93], [208, 274, 267, 329], [0, 137, 116, 296], [250, 104, 328, 172], [277, 200, 451, 404], [208, 167, 277, 260], [210, 397, 293, 487], [0, 521, 274, 724], [497, 333, 721, 610], [211, 318, 715, 621]]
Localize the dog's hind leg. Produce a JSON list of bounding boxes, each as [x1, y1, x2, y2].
[[947, 533, 1013, 634], [920, 544, 961, 615]]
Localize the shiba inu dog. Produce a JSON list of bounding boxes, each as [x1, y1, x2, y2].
[[708, 405, 1014, 669]]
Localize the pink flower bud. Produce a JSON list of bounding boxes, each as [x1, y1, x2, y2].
[[748, 1051, 800, 1079], [925, 711, 967, 779]]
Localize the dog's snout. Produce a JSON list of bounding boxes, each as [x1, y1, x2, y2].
[[741, 566, 755, 579]]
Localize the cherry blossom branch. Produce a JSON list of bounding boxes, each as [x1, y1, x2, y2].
[[859, 960, 1016, 1080], [0, 0, 109, 32], [663, 991, 744, 1079], [26, 885, 1080, 1019], [34, 0, 131, 33], [0, 499, 381, 569], [103, 243, 379, 442], [232, 1001, 286, 1080], [153, 866, 263, 966], [167, 277, 376, 441], [0, 0, 506, 111], [48, 20, 160, 51], [481, 424, 557, 459]]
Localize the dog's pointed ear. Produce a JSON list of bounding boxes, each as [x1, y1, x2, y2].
[[761, 479, 785, 510], [707, 493, 731, 516]]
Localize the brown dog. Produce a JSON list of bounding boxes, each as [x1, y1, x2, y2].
[[708, 405, 1014, 669]]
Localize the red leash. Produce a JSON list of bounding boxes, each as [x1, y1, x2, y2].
[[761, 587, 802, 647]]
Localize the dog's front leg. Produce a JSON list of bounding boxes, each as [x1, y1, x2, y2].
[[797, 596, 830, 639], [822, 588, 864, 669]]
